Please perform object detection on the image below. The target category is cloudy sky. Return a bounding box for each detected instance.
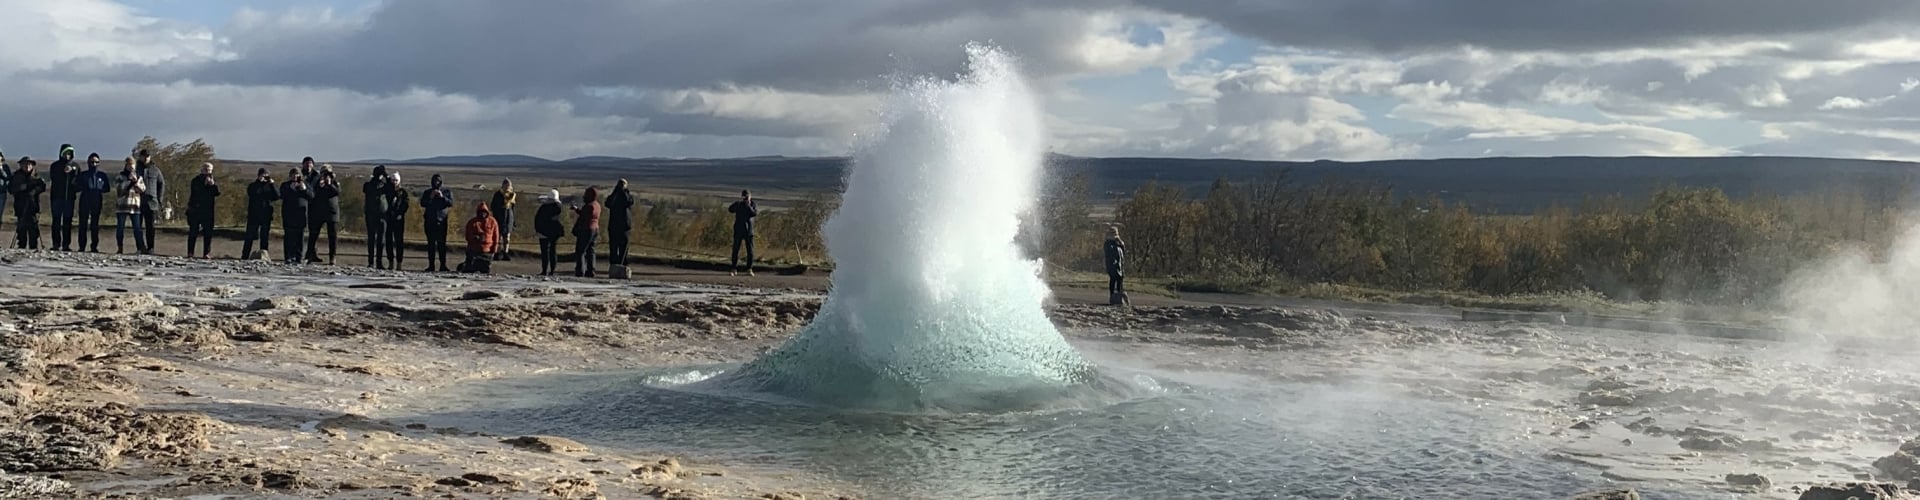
[3,0,1920,162]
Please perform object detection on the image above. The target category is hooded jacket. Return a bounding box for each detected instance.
[49,155,77,202]
[421,175,454,223]
[280,178,313,227]
[0,162,12,199]
[187,173,220,219]
[363,166,391,218]
[728,198,758,233]
[534,193,564,240]
[488,187,516,228]
[246,178,277,224]
[310,175,341,222]
[385,184,411,223]
[571,188,600,237]
[605,185,635,232]
[465,203,500,254]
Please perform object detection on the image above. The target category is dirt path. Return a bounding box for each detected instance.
[0,226,1195,308]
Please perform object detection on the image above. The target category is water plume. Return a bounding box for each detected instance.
[698,44,1100,411]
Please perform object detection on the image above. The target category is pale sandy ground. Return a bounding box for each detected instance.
[0,250,1916,499]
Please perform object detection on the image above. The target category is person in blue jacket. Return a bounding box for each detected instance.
[76,153,112,252]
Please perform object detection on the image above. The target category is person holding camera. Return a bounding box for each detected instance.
[420,174,455,272]
[279,168,313,265]
[186,163,221,258]
[305,164,341,264]
[242,168,276,259]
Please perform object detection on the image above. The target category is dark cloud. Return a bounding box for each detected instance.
[1132,0,1920,53]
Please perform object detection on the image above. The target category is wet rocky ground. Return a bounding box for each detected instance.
[0,249,1916,499]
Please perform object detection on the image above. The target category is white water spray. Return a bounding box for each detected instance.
[702,45,1097,411]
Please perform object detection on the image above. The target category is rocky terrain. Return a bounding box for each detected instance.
[0,250,1917,499]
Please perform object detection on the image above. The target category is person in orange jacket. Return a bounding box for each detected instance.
[460,202,499,273]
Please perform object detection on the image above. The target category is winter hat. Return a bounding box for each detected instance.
[60,144,74,156]
[19,156,34,166]
[257,168,269,176]
[389,172,401,184]
[430,173,443,186]
[87,153,100,161]
[372,164,387,177]
[541,189,559,203]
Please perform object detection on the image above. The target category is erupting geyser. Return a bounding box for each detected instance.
[699,45,1100,411]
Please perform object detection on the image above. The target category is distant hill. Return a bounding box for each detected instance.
[358,154,555,166]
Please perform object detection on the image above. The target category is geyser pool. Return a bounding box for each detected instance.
[696,44,1102,411]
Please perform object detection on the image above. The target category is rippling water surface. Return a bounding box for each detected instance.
[390,363,1691,499]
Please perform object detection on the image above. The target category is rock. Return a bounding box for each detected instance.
[1570,420,1597,430]
[610,265,632,280]
[245,470,312,490]
[1874,450,1920,482]
[1578,390,1636,407]
[1570,489,1641,500]
[544,477,599,499]
[459,290,506,301]
[1725,473,1771,490]
[1797,482,1907,500]
[460,472,511,485]
[0,470,74,498]
[502,435,589,454]
[634,458,686,481]
[246,296,309,312]
[434,476,474,488]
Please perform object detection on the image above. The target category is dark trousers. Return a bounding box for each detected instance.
[607,229,630,266]
[77,201,103,251]
[574,231,598,277]
[730,232,755,271]
[16,214,39,249]
[241,219,271,259]
[140,207,157,255]
[385,223,405,268]
[365,217,387,268]
[187,218,215,257]
[539,237,560,275]
[283,223,306,264]
[116,213,147,253]
[51,200,72,250]
[305,220,336,263]
[424,220,449,269]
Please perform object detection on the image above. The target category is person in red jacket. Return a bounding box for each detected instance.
[461,202,499,273]
[570,187,601,278]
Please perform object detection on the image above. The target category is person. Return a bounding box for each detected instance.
[114,158,146,253]
[279,168,313,265]
[571,187,601,278]
[48,145,77,251]
[604,179,635,267]
[305,164,340,264]
[299,157,318,184]
[10,158,45,250]
[241,168,276,260]
[460,202,499,273]
[362,165,392,268]
[534,189,564,276]
[488,179,516,261]
[383,172,410,270]
[0,151,11,237]
[135,150,164,255]
[75,153,111,252]
[1105,226,1128,306]
[420,174,455,272]
[727,190,758,276]
[0,150,11,237]
[186,163,221,258]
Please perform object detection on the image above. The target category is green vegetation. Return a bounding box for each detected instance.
[1104,174,1905,307]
